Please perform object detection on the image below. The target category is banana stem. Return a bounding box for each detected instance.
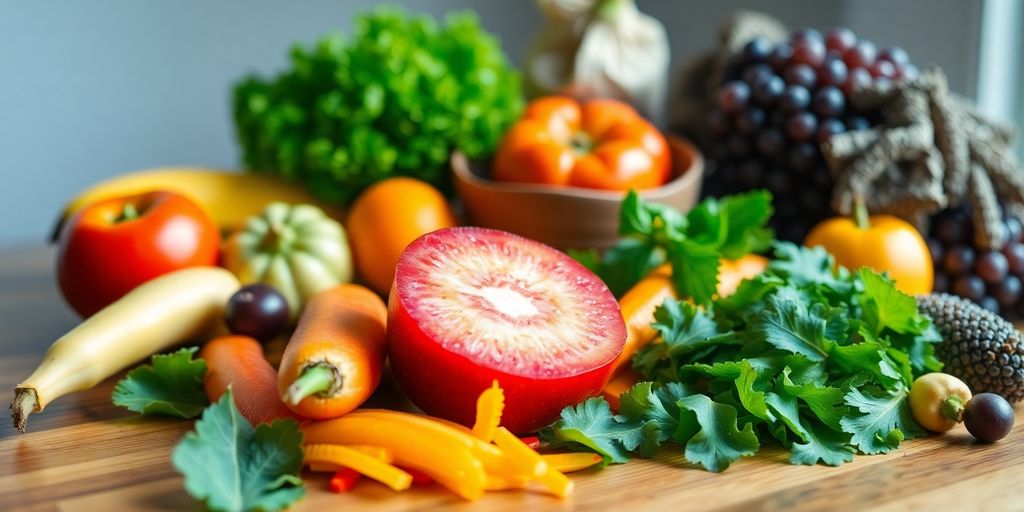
[285,364,337,405]
[11,388,39,433]
[941,395,966,423]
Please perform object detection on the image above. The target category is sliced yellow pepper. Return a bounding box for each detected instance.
[302,414,486,500]
[536,465,574,499]
[492,427,546,478]
[540,453,604,473]
[484,474,530,491]
[304,444,412,491]
[306,445,394,472]
[471,380,504,442]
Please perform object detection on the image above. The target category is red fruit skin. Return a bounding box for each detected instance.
[388,284,619,435]
[56,191,220,318]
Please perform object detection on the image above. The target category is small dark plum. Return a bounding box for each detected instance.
[976,251,1009,284]
[224,283,291,343]
[951,275,985,302]
[963,393,1015,442]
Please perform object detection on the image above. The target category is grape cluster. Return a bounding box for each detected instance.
[928,207,1024,317]
[703,28,919,242]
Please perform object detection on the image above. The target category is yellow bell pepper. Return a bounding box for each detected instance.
[304,444,412,491]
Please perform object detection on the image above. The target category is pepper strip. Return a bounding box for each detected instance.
[304,444,412,491]
[471,380,504,442]
[492,427,547,478]
[540,453,604,473]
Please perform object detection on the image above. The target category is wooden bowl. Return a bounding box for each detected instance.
[452,135,704,250]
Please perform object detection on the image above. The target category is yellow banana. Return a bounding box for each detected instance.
[11,266,240,432]
[52,168,345,240]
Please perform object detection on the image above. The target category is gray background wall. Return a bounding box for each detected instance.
[0,0,984,246]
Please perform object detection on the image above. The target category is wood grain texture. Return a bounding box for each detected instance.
[2,245,1023,511]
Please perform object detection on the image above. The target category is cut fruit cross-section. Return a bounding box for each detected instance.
[388,227,626,434]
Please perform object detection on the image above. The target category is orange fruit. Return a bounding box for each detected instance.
[346,178,457,295]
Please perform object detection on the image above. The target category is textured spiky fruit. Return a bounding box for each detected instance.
[918,293,1024,403]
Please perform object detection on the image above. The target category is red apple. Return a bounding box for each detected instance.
[387,227,626,434]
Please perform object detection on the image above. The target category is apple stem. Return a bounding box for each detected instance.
[284,364,337,406]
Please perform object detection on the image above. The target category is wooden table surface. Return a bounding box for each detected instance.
[3,245,1024,512]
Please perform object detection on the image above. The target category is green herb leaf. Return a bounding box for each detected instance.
[619,190,655,237]
[755,287,832,361]
[676,394,760,472]
[634,300,737,379]
[719,190,775,259]
[858,269,922,335]
[594,240,661,297]
[542,398,634,464]
[172,390,305,512]
[769,243,853,297]
[112,347,208,418]
[669,240,721,305]
[840,387,922,454]
[779,367,846,430]
[790,421,856,467]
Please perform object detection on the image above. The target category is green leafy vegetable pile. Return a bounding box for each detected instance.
[112,347,208,418]
[233,7,524,204]
[173,390,306,512]
[574,189,774,300]
[544,243,943,472]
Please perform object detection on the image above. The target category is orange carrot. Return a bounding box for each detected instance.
[278,284,388,419]
[199,335,302,425]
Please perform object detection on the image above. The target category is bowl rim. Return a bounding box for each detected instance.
[451,134,704,200]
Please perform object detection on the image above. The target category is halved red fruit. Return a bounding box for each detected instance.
[387,226,626,434]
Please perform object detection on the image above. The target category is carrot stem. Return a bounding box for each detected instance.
[285,364,336,405]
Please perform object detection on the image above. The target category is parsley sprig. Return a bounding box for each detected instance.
[573,189,774,301]
[544,243,942,471]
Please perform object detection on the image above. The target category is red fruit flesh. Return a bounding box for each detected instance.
[387,227,626,434]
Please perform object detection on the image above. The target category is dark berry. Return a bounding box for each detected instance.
[784,64,818,88]
[952,275,985,301]
[993,276,1022,306]
[769,43,794,71]
[1002,243,1024,274]
[779,85,811,112]
[976,251,1009,283]
[816,118,845,143]
[736,107,766,134]
[788,143,818,172]
[935,210,970,244]
[756,128,786,157]
[933,273,950,293]
[871,59,897,79]
[752,75,786,106]
[224,284,290,343]
[878,46,910,67]
[813,86,846,118]
[708,109,730,136]
[978,295,1001,313]
[944,245,976,275]
[818,57,849,86]
[844,40,877,68]
[926,238,944,265]
[742,63,775,84]
[786,112,818,142]
[742,37,773,62]
[824,27,856,53]
[963,393,1015,442]
[845,115,871,132]
[1004,216,1023,243]
[792,37,826,67]
[718,81,751,113]
[842,67,873,95]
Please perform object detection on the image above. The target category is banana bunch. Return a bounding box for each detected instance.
[52,168,345,239]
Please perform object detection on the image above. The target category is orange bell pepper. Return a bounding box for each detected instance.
[493,96,671,191]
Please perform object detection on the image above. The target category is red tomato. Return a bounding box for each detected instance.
[493,96,671,191]
[56,191,220,317]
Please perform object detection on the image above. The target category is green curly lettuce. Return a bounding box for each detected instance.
[232,7,524,203]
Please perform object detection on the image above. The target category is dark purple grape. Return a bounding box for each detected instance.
[736,160,764,188]
[752,74,786,105]
[784,64,818,88]
[736,107,766,134]
[726,133,751,157]
[1002,242,1024,273]
[978,295,1001,313]
[845,115,871,132]
[224,283,290,343]
[718,81,751,113]
[708,109,730,136]
[788,143,818,172]
[926,238,944,265]
[935,210,969,244]
[992,275,1022,306]
[766,170,792,197]
[1004,215,1023,243]
[779,85,811,112]
[824,27,856,53]
[813,86,846,118]
[769,43,794,71]
[952,275,986,301]
[844,40,877,68]
[933,273,950,293]
[871,60,897,79]
[742,63,775,84]
[842,67,873,95]
[792,37,826,67]
[786,112,818,142]
[818,57,848,86]
[816,118,845,143]
[878,46,910,67]
[964,393,1015,442]
[756,128,785,157]
[976,251,1010,283]
[742,37,773,63]
[944,245,976,275]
